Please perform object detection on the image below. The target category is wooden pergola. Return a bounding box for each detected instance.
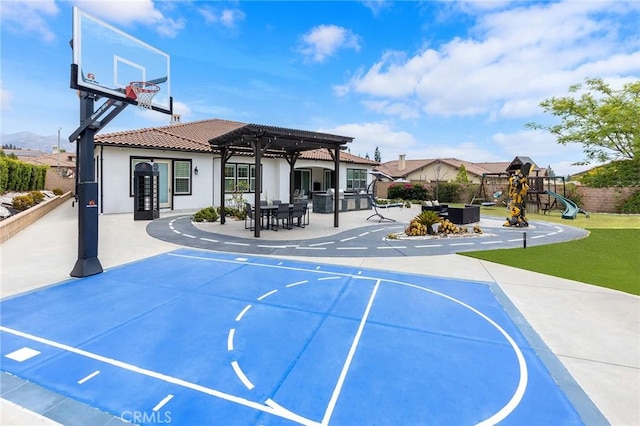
[208,124,353,237]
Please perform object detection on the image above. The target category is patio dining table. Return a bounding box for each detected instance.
[256,203,308,230]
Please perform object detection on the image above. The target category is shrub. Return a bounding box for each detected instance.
[618,190,640,214]
[437,219,467,234]
[29,190,45,204]
[564,183,583,206]
[388,183,429,200]
[433,182,460,203]
[52,188,64,196]
[578,159,640,187]
[12,195,35,211]
[405,221,427,236]
[192,206,219,223]
[414,211,441,235]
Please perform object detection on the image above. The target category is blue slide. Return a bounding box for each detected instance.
[545,190,589,219]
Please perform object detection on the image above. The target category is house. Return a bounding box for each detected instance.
[13,151,77,195]
[375,154,511,184]
[93,118,378,214]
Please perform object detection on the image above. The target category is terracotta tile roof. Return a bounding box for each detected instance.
[95,118,375,164]
[299,149,378,165]
[472,161,510,174]
[376,157,513,178]
[17,153,76,168]
[95,119,247,152]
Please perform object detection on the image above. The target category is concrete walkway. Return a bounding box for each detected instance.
[1,203,638,425]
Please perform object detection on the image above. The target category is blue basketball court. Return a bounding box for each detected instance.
[1,248,586,425]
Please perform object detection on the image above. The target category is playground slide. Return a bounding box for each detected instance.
[545,190,589,219]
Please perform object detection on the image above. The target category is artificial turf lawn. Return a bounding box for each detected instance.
[462,229,640,295]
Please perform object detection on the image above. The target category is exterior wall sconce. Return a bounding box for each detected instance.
[194,166,199,175]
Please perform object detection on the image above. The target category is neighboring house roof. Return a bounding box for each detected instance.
[472,162,511,175]
[18,153,76,168]
[2,149,46,157]
[95,118,376,165]
[376,158,489,178]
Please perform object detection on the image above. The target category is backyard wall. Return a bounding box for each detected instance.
[575,186,637,213]
[45,169,75,195]
[375,180,638,213]
[0,192,73,243]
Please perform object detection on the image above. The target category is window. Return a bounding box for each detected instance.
[225,163,260,193]
[347,168,367,191]
[237,164,249,192]
[225,165,236,192]
[174,160,191,194]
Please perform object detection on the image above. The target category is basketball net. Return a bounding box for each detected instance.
[128,81,160,110]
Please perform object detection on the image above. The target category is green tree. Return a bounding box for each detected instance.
[526,78,639,165]
[455,164,469,182]
[374,146,381,162]
[547,164,555,177]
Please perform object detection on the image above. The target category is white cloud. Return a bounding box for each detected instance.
[361,99,420,120]
[0,0,59,42]
[198,6,246,29]
[73,0,185,37]
[339,1,640,120]
[317,122,414,161]
[299,25,361,63]
[362,0,392,16]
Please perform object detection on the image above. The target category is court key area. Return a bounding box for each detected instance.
[1,249,588,425]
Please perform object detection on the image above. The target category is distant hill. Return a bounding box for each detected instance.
[1,132,76,154]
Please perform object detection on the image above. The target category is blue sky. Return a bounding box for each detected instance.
[1,0,639,176]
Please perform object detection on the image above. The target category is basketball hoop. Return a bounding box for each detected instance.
[127,81,160,110]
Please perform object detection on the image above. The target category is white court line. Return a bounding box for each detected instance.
[286,280,308,288]
[450,242,474,246]
[308,241,334,247]
[296,247,326,250]
[235,305,252,321]
[414,244,442,248]
[340,236,357,242]
[377,246,405,249]
[318,277,341,281]
[321,279,381,426]
[257,289,278,301]
[169,225,174,230]
[225,242,250,246]
[200,238,219,243]
[336,247,367,250]
[531,235,545,239]
[235,257,248,262]
[77,370,100,384]
[358,232,370,237]
[370,228,385,233]
[508,239,521,242]
[227,329,235,351]
[0,326,318,425]
[257,245,290,249]
[182,234,196,239]
[231,361,255,390]
[153,394,174,411]
[172,229,181,234]
[480,241,503,245]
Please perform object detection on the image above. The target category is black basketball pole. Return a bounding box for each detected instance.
[70,93,103,277]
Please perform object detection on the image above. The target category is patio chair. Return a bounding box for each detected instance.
[271,203,291,231]
[291,202,306,228]
[244,203,255,230]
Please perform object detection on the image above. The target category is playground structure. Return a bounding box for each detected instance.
[472,156,589,222]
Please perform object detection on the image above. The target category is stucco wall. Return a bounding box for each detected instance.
[95,147,374,214]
